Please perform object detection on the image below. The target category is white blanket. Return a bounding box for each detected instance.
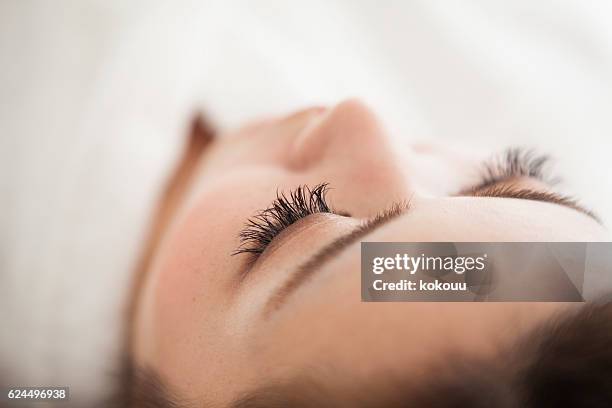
[1,0,611,404]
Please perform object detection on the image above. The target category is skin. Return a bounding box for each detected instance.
[132,99,609,406]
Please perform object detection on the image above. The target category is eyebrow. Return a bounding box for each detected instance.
[464,184,600,222]
[263,202,408,315]
[261,181,600,315]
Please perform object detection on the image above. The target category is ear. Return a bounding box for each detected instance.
[142,113,217,264]
[157,113,216,222]
[185,113,216,162]
[126,113,216,346]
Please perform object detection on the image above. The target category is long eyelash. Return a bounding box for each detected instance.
[232,183,335,259]
[473,147,559,191]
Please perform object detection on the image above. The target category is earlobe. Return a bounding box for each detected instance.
[187,113,216,157]
[165,113,217,209]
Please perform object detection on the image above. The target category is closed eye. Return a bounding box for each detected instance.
[458,147,599,222]
[232,183,337,265]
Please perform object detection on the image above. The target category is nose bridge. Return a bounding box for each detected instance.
[288,99,412,217]
[408,142,492,196]
[289,99,388,169]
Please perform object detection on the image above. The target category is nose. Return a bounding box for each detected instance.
[288,99,412,217]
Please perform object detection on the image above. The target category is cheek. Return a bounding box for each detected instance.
[153,167,292,309]
[133,169,302,383]
[134,203,231,373]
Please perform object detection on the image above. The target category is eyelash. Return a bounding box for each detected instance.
[233,148,589,262]
[232,183,337,261]
[469,147,598,220]
[472,147,559,191]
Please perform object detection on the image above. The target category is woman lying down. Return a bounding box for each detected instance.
[118,100,612,407]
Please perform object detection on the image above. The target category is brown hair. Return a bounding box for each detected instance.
[117,119,612,407]
[113,299,612,408]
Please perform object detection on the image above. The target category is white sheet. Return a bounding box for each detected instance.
[2,0,612,405]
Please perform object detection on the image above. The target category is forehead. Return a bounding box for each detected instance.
[380,195,605,242]
[132,125,607,403]
[132,189,606,406]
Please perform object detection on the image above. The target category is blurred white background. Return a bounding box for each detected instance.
[1,0,612,405]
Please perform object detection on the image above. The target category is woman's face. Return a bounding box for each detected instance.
[132,100,607,405]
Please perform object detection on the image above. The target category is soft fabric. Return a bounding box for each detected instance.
[1,1,611,405]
